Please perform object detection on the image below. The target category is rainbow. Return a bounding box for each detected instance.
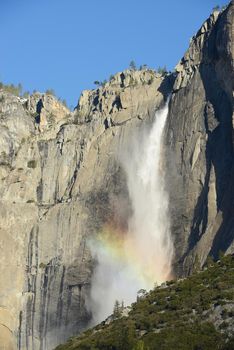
[92,222,172,288]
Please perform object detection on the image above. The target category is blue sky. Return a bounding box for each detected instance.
[0,0,228,108]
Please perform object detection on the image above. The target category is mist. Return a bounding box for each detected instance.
[89,101,174,325]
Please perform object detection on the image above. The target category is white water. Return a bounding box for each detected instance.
[89,101,173,324]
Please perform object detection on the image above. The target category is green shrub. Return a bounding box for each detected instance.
[48,112,56,124]
[139,64,148,71]
[129,60,137,71]
[61,99,67,107]
[45,88,55,96]
[148,77,154,85]
[101,79,107,87]
[157,66,167,75]
[0,82,22,96]
[213,5,220,12]
[39,262,47,269]
[129,76,136,86]
[27,160,37,169]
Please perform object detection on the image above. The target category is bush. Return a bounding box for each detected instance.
[213,5,220,12]
[139,64,148,71]
[93,79,107,87]
[157,66,167,75]
[148,77,154,85]
[0,82,22,96]
[61,99,67,107]
[129,60,137,71]
[27,160,37,169]
[129,76,136,86]
[39,262,47,269]
[101,79,107,87]
[45,88,55,96]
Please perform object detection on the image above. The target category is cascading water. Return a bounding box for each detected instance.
[89,101,173,324]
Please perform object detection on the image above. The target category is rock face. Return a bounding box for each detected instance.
[0,2,233,349]
[165,1,234,274]
[0,71,170,349]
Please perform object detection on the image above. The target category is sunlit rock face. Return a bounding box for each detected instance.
[165,2,234,275]
[0,71,170,349]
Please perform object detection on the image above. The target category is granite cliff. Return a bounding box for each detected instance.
[166,1,234,274]
[0,71,171,350]
[0,2,233,349]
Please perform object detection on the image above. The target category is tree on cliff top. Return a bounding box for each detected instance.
[129,60,137,71]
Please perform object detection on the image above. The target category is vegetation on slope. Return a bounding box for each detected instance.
[0,82,27,97]
[56,255,234,350]
[0,81,69,107]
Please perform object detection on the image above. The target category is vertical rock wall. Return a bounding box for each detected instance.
[165,2,234,274]
[0,72,169,349]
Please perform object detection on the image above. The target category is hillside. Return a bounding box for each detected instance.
[56,255,234,350]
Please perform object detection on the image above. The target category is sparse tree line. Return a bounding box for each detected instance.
[93,61,169,88]
[129,60,167,75]
[113,299,125,319]
[0,81,68,108]
[213,4,228,12]
[0,58,169,107]
[0,82,29,98]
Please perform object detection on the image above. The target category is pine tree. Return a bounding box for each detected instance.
[113,300,121,318]
[129,60,137,71]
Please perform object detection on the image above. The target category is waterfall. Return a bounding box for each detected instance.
[89,101,173,324]
[124,100,173,285]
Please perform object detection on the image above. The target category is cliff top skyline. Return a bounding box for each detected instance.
[0,0,228,107]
